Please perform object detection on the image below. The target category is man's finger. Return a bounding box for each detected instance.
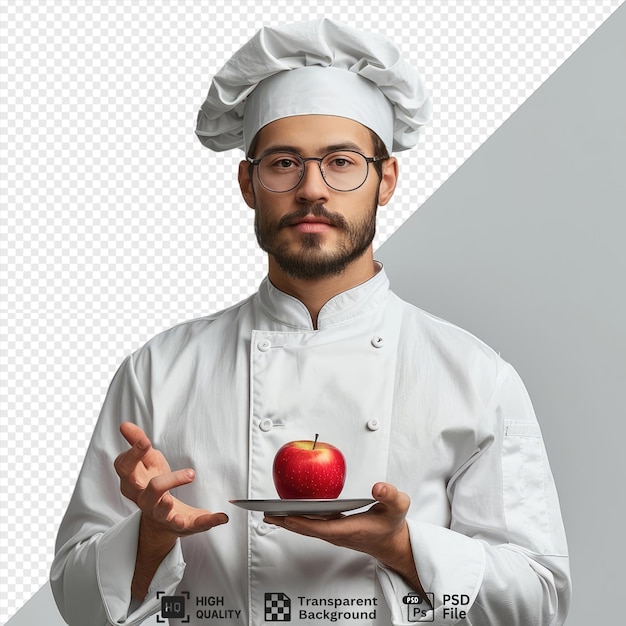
[152,491,176,522]
[165,511,229,535]
[372,482,410,514]
[139,469,196,510]
[119,422,150,448]
[114,423,153,476]
[113,437,152,477]
[189,511,230,532]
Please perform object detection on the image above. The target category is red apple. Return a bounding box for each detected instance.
[272,434,346,499]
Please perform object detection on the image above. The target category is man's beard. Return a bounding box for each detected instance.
[254,197,378,280]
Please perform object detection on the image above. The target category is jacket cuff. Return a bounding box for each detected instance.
[377,520,485,625]
[96,509,186,625]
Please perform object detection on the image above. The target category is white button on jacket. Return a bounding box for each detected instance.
[51,266,571,626]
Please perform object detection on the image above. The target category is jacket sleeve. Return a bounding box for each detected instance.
[50,353,186,626]
[376,360,571,625]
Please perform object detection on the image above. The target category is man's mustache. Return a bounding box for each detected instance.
[277,205,348,230]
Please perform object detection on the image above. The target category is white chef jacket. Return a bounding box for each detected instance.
[51,265,571,626]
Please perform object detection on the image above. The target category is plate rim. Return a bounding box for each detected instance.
[228,497,375,514]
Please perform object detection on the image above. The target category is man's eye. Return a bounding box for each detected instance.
[270,157,298,169]
[327,156,354,168]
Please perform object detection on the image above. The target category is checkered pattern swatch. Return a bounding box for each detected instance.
[2,0,622,621]
[265,593,292,622]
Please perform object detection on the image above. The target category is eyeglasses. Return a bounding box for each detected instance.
[247,150,385,193]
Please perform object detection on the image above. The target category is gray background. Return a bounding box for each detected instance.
[379,5,626,624]
[3,2,625,625]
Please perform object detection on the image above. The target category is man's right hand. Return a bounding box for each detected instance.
[114,422,228,599]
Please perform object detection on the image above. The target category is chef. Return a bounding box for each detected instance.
[51,18,571,626]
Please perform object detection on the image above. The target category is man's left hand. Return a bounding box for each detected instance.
[264,482,425,594]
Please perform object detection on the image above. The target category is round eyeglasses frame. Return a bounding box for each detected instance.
[246,150,386,193]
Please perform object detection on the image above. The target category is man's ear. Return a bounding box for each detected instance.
[377,157,399,206]
[238,160,256,209]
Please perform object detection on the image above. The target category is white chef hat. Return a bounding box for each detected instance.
[195,18,431,155]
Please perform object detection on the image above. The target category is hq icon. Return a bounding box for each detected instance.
[157,591,190,623]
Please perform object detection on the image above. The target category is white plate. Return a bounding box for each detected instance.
[229,498,375,516]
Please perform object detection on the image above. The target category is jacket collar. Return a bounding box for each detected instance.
[257,262,391,331]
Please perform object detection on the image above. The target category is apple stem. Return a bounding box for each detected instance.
[313,433,319,450]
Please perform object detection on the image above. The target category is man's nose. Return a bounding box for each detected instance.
[295,160,330,203]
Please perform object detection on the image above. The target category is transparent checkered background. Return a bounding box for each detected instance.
[1,0,622,621]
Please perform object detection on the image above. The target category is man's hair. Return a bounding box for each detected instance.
[369,129,389,180]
